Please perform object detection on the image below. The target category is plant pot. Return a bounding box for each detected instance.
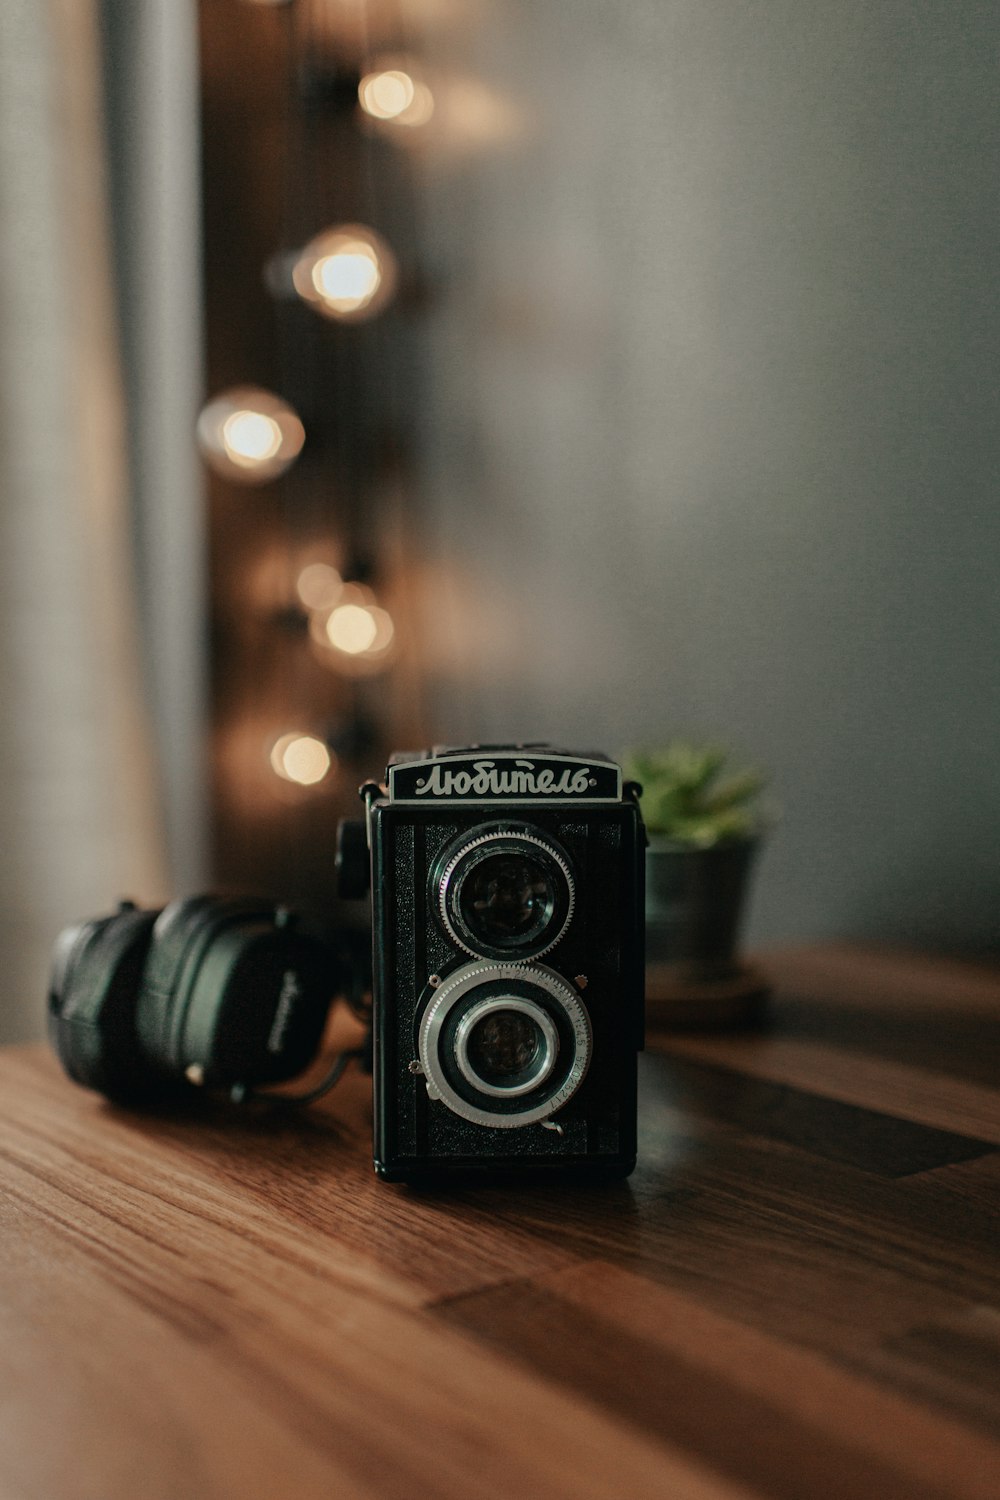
[645,836,759,982]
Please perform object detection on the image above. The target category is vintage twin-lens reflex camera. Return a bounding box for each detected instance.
[339,744,646,1182]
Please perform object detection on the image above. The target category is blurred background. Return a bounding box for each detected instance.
[1,0,997,1042]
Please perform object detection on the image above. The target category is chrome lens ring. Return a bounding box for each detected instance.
[418,960,592,1129]
[453,996,559,1098]
[436,828,575,961]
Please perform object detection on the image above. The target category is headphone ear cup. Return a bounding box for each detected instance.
[48,905,163,1102]
[134,895,224,1074]
[184,916,337,1088]
[136,896,337,1091]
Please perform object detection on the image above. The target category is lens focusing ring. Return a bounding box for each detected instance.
[436,828,575,960]
[418,960,592,1128]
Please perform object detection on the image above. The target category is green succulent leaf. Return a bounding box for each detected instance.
[622,741,767,845]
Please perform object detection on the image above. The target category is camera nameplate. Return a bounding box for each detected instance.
[389,751,622,803]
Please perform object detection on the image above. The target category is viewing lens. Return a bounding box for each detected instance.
[459,853,555,946]
[436,826,575,961]
[466,1009,541,1084]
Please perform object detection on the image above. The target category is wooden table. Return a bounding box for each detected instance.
[2,946,999,1500]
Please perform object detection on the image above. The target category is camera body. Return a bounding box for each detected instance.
[362,745,645,1182]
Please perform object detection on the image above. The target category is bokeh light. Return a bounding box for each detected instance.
[222,411,282,465]
[359,66,434,127]
[326,602,379,654]
[308,582,368,645]
[292,225,397,322]
[364,606,395,655]
[296,562,344,612]
[306,581,396,675]
[269,733,333,786]
[197,387,305,483]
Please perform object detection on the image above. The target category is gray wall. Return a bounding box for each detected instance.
[0,0,169,1043]
[411,0,1000,952]
[101,0,208,891]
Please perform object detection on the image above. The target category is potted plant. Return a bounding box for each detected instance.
[622,743,770,1022]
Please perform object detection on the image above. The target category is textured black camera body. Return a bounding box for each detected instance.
[366,746,645,1183]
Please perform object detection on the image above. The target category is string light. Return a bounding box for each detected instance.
[364,606,395,655]
[295,562,343,612]
[215,21,415,816]
[197,387,305,483]
[292,225,398,322]
[326,602,379,654]
[310,592,395,675]
[224,411,281,462]
[269,733,333,786]
[307,580,372,641]
[359,65,434,128]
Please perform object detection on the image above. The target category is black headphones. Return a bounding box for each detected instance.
[48,895,365,1107]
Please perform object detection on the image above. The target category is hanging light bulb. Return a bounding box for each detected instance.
[307,581,371,641]
[358,62,435,128]
[295,561,344,612]
[309,585,395,675]
[359,605,395,655]
[269,732,333,786]
[292,225,397,323]
[197,387,305,483]
[326,602,379,654]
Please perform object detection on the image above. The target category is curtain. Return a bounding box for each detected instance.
[0,0,168,1041]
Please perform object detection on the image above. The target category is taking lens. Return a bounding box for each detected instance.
[452,994,560,1099]
[419,964,591,1126]
[466,1009,540,1082]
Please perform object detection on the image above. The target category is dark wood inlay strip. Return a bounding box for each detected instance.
[655,1054,996,1177]
[437,1277,958,1500]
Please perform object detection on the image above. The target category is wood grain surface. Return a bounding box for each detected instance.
[2,945,999,1499]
